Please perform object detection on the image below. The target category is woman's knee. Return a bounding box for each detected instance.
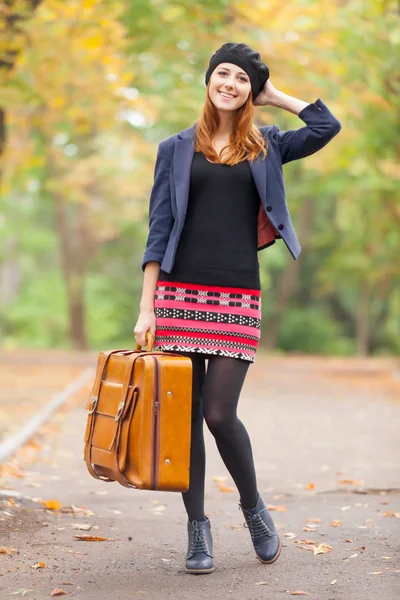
[204,407,232,437]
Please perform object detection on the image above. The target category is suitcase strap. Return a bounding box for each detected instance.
[84,350,146,485]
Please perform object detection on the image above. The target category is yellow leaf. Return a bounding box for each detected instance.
[32,562,45,569]
[51,589,67,597]
[337,479,363,485]
[0,547,17,555]
[297,544,316,552]
[307,518,322,523]
[82,34,103,51]
[330,520,342,527]
[267,504,287,512]
[213,475,235,492]
[314,543,333,555]
[83,0,98,9]
[305,483,315,491]
[217,483,235,493]
[42,500,62,511]
[49,97,66,109]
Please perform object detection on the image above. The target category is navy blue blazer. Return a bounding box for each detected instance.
[141,98,341,273]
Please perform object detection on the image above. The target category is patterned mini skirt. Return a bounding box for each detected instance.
[153,280,262,363]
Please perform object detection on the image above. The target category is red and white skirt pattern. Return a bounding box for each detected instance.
[153,280,262,363]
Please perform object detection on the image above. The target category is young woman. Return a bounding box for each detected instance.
[134,42,341,574]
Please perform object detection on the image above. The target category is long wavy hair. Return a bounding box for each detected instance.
[194,82,268,165]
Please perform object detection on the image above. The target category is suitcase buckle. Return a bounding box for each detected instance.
[115,401,125,421]
[88,395,98,414]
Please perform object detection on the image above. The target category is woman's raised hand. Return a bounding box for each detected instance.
[253,79,280,106]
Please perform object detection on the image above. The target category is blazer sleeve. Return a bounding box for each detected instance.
[268,98,342,165]
[141,143,174,272]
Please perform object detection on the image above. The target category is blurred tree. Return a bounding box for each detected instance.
[0,1,42,174]
[0,0,398,356]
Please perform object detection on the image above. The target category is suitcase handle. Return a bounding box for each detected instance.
[134,331,154,352]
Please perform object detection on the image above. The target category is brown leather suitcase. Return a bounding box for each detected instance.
[83,335,192,492]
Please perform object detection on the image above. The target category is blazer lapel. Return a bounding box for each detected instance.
[248,155,267,206]
[174,129,195,218]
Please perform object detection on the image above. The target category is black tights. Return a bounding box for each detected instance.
[178,352,259,522]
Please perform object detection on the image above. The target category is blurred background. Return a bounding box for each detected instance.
[0,0,399,356]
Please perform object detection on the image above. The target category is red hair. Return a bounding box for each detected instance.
[194,83,268,165]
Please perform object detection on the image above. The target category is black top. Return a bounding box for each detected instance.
[159,151,261,289]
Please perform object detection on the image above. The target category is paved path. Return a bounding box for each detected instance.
[0,355,399,599]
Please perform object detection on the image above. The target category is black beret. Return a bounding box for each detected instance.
[205,42,270,100]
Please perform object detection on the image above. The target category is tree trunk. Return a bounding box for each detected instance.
[0,237,21,307]
[263,196,315,350]
[355,286,370,356]
[54,194,88,350]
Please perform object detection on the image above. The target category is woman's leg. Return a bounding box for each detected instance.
[202,355,259,509]
[178,352,207,522]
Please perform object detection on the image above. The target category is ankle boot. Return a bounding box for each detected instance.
[185,517,214,574]
[240,494,282,564]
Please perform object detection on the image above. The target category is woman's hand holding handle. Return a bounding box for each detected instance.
[134,308,156,348]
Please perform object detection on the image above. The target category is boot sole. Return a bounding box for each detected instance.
[256,535,282,564]
[185,567,215,574]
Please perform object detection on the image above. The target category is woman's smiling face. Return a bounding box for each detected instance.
[208,62,251,111]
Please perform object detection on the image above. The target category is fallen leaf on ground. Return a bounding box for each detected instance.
[217,483,235,493]
[73,535,109,542]
[369,572,382,575]
[303,526,318,532]
[350,553,358,558]
[330,520,342,527]
[32,562,45,569]
[0,547,17,555]
[227,525,242,532]
[330,580,337,585]
[255,582,268,585]
[42,500,62,511]
[290,592,310,596]
[10,590,33,597]
[337,479,363,485]
[313,544,332,555]
[304,483,315,491]
[212,476,235,492]
[61,505,95,516]
[267,504,287,512]
[381,556,392,560]
[284,532,297,539]
[307,518,322,523]
[297,544,316,552]
[345,538,352,543]
[341,506,351,511]
[299,539,318,545]
[51,589,67,597]
[71,524,92,531]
